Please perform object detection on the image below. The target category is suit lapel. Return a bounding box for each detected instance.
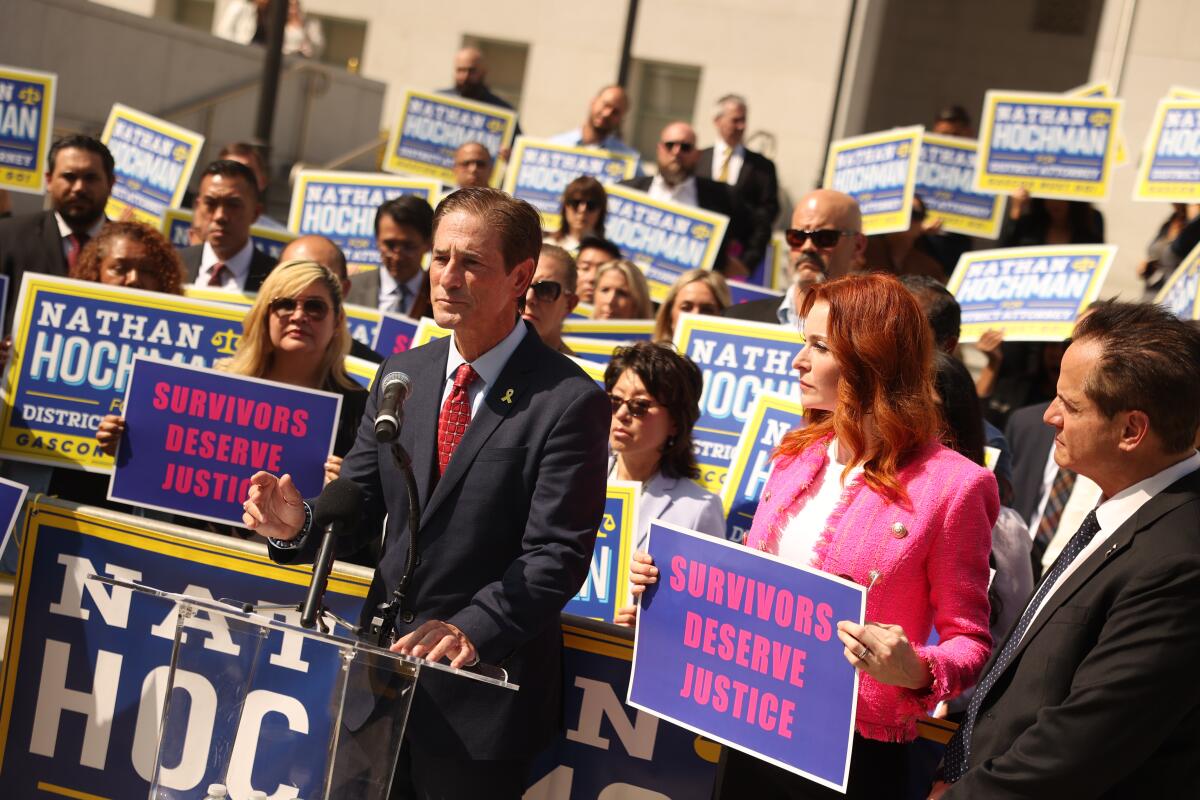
[41,212,68,275]
[999,470,1200,671]
[245,249,275,293]
[419,329,538,526]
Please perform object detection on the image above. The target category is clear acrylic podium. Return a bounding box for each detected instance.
[92,577,516,800]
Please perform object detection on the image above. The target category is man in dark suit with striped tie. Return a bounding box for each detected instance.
[936,302,1200,799]
[246,187,608,798]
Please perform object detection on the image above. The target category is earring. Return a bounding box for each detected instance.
[664,435,676,450]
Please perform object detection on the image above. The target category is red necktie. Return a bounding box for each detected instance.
[66,232,88,271]
[207,263,229,287]
[437,363,478,474]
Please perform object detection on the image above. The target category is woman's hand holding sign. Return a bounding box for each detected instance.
[241,471,306,540]
[836,620,932,690]
[616,550,659,627]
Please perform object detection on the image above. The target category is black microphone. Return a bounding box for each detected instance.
[374,371,414,443]
[300,477,364,629]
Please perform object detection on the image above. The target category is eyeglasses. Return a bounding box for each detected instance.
[528,280,563,302]
[660,140,695,154]
[784,228,854,249]
[608,394,659,418]
[269,296,331,321]
[567,198,601,212]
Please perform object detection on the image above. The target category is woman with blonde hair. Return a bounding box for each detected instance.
[99,260,368,485]
[593,259,653,320]
[652,268,731,342]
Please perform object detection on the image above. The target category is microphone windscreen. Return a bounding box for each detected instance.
[380,371,412,395]
[311,477,363,528]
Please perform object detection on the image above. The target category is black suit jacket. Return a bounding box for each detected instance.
[696,146,779,269]
[946,467,1200,799]
[271,323,609,759]
[0,211,70,330]
[620,174,746,272]
[1004,401,1055,526]
[181,243,277,293]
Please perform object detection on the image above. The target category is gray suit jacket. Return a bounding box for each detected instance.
[610,457,726,551]
[346,269,432,318]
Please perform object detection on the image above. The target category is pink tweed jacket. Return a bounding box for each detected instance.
[745,436,999,742]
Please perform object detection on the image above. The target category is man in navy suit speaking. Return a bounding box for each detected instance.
[244,187,609,798]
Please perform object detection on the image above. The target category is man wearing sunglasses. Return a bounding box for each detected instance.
[621,121,744,274]
[251,188,608,798]
[522,244,579,355]
[726,188,866,325]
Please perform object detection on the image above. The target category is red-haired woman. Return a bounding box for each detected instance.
[630,274,998,798]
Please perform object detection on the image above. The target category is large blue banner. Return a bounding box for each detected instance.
[288,170,440,273]
[976,91,1122,201]
[502,137,639,229]
[946,245,1116,342]
[629,522,864,792]
[720,393,804,544]
[566,482,638,622]
[0,65,56,195]
[673,315,802,494]
[100,104,204,225]
[0,501,372,800]
[372,310,421,356]
[0,276,247,472]
[109,358,340,527]
[604,185,729,303]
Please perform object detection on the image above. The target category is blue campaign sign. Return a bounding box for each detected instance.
[673,315,802,494]
[1134,98,1200,202]
[976,91,1122,201]
[824,126,923,235]
[915,134,1005,239]
[109,357,340,527]
[946,245,1116,343]
[288,170,440,273]
[628,522,864,792]
[604,185,729,303]
[0,65,57,195]
[100,104,204,225]
[0,500,371,800]
[1154,240,1200,320]
[528,618,721,799]
[566,481,638,622]
[0,275,248,472]
[727,280,783,308]
[383,89,517,185]
[721,393,804,544]
[502,137,639,229]
[372,310,421,356]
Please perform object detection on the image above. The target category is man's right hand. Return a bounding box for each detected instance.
[242,471,305,540]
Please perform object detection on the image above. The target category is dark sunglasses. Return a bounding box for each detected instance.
[269,296,331,321]
[528,280,564,302]
[567,198,601,212]
[608,394,658,418]
[660,140,695,154]
[784,228,853,249]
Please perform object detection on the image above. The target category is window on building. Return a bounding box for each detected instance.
[461,34,529,112]
[171,0,215,32]
[627,59,702,163]
[311,13,367,71]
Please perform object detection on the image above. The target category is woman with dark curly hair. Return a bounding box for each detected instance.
[72,221,185,294]
[544,176,607,250]
[608,341,724,625]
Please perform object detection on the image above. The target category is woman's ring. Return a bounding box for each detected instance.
[857,646,870,660]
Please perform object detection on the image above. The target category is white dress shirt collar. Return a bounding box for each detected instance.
[443,318,527,416]
[197,239,254,290]
[711,139,746,184]
[55,212,106,241]
[379,268,425,314]
[647,174,698,207]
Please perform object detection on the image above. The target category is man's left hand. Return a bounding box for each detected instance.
[391,619,478,669]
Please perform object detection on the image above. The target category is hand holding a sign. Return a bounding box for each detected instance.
[241,471,306,540]
[836,620,932,690]
[95,414,126,457]
[617,550,659,627]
